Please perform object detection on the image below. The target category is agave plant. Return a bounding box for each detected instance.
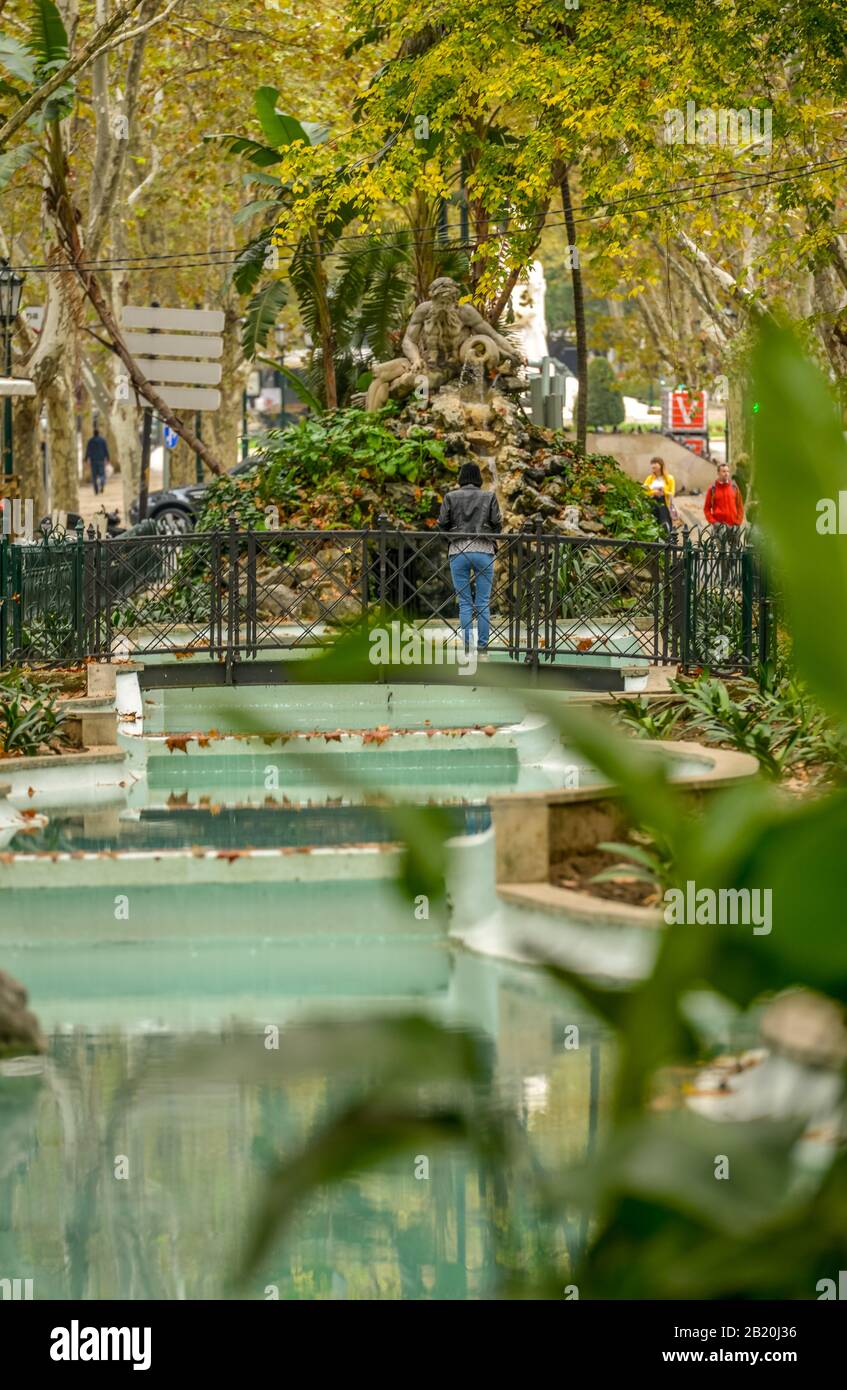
[0,669,71,756]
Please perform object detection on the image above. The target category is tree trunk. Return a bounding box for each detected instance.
[560,168,587,452]
[44,368,78,512]
[310,227,337,409]
[11,395,45,516]
[726,371,752,496]
[29,268,79,513]
[203,301,249,475]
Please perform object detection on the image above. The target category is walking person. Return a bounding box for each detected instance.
[84,426,110,496]
[704,463,745,531]
[438,461,501,657]
[704,463,745,583]
[642,456,676,534]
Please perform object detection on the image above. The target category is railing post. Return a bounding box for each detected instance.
[246,524,257,658]
[0,530,8,667]
[741,542,754,669]
[72,519,85,660]
[756,549,771,679]
[210,528,223,659]
[531,518,543,672]
[377,513,388,616]
[681,527,693,669]
[226,514,239,682]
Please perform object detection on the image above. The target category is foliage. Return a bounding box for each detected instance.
[582,356,625,430]
[0,665,71,755]
[551,439,661,542]
[616,658,847,784]
[178,322,847,1299]
[199,408,455,531]
[217,87,468,408]
[591,836,675,895]
[612,694,681,742]
[0,0,73,177]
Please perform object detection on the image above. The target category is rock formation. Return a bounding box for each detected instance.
[0,970,46,1057]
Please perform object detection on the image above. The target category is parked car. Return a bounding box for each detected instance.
[128,460,254,530]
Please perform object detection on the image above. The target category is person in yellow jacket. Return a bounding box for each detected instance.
[642,456,676,533]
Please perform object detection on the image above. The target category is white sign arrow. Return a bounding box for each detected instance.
[124,331,223,359]
[140,359,222,386]
[122,306,225,334]
[0,377,36,397]
[155,386,222,412]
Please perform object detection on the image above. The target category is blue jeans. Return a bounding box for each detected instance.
[90,460,106,494]
[449,551,494,649]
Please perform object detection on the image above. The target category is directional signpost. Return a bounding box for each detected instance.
[121,305,224,518]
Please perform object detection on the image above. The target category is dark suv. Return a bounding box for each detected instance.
[128,460,254,530]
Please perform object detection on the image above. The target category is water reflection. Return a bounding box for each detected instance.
[0,947,611,1300]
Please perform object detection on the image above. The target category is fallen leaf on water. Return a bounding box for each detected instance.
[362,725,392,746]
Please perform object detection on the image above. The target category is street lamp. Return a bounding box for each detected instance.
[0,258,26,479]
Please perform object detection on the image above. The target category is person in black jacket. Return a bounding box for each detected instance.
[437,461,502,654]
[84,426,110,495]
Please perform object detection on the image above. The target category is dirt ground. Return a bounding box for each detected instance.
[552,846,660,908]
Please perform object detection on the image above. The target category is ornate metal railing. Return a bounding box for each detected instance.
[0,517,773,676]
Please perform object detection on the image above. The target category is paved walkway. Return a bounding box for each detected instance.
[76,475,125,526]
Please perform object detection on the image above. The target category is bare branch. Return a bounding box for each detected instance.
[99,0,183,53]
[676,231,771,320]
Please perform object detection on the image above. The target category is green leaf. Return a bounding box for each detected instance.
[27,0,68,73]
[241,280,287,359]
[0,35,37,85]
[231,236,271,296]
[238,1101,471,1280]
[255,356,324,415]
[253,88,311,148]
[232,198,281,226]
[204,133,282,167]
[752,319,847,723]
[0,142,36,187]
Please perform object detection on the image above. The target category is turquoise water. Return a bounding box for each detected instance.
[0,943,609,1300]
[0,693,617,1300]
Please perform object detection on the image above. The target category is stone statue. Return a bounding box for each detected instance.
[365,276,526,411]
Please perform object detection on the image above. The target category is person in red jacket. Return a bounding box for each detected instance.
[704,464,745,526]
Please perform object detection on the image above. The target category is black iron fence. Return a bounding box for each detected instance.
[0,518,773,676]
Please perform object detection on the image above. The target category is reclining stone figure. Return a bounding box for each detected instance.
[365,276,526,411]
